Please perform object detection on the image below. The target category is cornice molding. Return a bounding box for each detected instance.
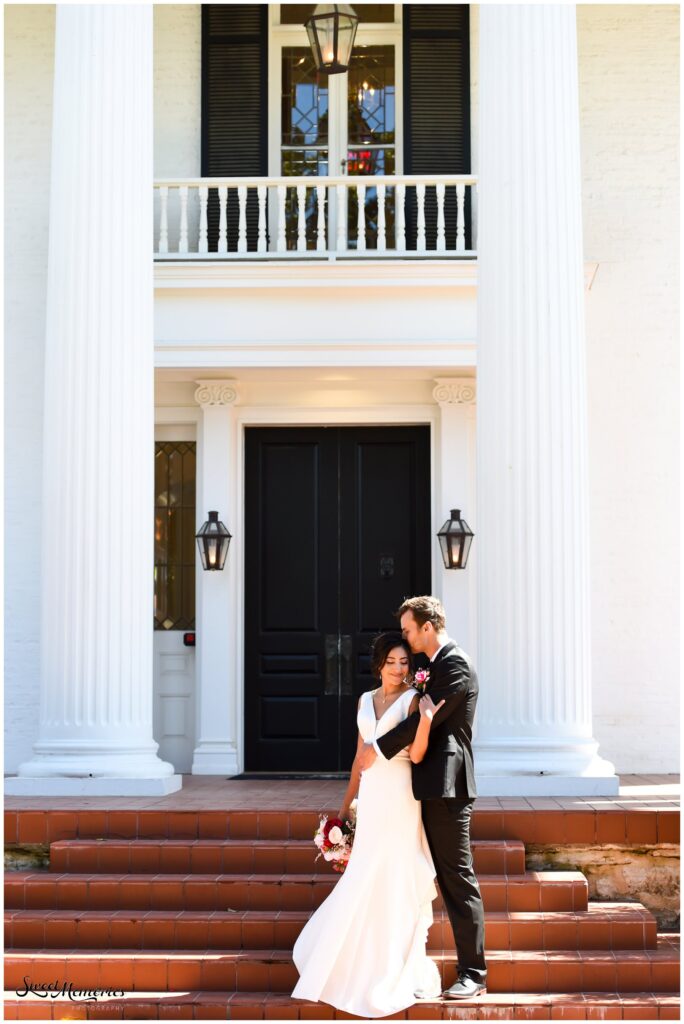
[194,379,239,408]
[432,378,477,406]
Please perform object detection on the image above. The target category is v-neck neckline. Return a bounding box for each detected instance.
[370,687,410,725]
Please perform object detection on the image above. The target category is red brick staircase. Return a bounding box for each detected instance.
[4,810,680,1020]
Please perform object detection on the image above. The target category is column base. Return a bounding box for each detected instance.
[4,774,183,795]
[192,741,239,776]
[6,745,181,795]
[473,735,619,795]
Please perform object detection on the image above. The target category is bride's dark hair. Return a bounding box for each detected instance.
[369,631,414,681]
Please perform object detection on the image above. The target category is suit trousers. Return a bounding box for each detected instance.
[421,798,487,983]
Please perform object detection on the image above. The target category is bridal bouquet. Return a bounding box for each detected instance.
[314,801,357,874]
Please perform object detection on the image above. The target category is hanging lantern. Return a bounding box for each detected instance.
[195,511,232,571]
[305,4,359,75]
[437,509,474,570]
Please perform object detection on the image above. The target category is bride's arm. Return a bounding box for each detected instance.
[338,698,365,821]
[407,694,446,764]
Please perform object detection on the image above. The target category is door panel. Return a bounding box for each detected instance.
[338,427,431,762]
[245,429,339,770]
[244,425,431,772]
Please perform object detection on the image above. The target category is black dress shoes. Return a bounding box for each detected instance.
[443,975,486,999]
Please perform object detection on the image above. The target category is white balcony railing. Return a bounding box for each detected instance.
[154,175,477,260]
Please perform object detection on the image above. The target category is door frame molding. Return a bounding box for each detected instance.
[155,393,477,776]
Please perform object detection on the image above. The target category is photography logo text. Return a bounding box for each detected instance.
[15,977,126,1003]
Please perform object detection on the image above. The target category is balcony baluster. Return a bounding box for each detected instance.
[153,175,477,261]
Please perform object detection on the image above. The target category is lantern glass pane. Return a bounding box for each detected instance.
[461,533,473,566]
[207,537,220,568]
[218,537,231,570]
[317,19,337,67]
[449,534,463,566]
[196,538,207,571]
[438,532,450,568]
[336,16,356,67]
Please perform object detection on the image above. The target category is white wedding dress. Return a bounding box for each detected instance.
[292,687,442,1019]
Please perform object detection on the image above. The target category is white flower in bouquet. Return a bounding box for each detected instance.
[327,825,343,845]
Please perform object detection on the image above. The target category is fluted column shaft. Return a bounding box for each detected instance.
[475,5,616,788]
[8,6,180,793]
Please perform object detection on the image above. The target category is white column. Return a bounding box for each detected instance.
[192,381,240,776]
[6,6,180,795]
[433,379,478,667]
[475,5,618,795]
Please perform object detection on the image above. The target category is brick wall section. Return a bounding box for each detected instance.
[4,5,55,772]
[577,5,679,771]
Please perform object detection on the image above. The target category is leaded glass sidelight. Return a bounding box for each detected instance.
[282,47,330,248]
[154,441,196,630]
[346,45,396,248]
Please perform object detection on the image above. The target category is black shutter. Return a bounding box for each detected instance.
[403,5,471,250]
[201,5,268,251]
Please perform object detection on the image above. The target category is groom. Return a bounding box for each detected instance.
[357,595,487,999]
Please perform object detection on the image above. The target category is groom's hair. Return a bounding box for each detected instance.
[396,595,447,632]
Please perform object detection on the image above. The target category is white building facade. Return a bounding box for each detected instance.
[4,4,679,795]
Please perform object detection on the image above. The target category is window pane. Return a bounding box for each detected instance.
[280,5,396,25]
[154,441,196,631]
[348,45,395,145]
[282,48,329,146]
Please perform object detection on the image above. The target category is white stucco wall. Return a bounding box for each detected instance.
[4,5,55,771]
[4,4,679,774]
[577,4,679,772]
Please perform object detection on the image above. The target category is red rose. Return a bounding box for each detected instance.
[322,817,344,842]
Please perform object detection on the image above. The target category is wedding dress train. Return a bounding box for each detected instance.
[291,687,442,1019]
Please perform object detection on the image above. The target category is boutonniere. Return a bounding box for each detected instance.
[412,669,430,695]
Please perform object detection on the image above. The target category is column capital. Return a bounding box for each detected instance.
[194,379,239,408]
[432,378,477,406]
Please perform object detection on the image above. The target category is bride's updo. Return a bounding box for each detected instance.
[369,631,414,682]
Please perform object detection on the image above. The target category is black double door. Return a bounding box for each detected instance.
[244,426,431,772]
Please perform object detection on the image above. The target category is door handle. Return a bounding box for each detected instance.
[324,634,338,695]
[340,635,353,695]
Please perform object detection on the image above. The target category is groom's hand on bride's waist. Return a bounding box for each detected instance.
[358,743,377,772]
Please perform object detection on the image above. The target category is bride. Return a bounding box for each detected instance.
[291,631,445,1019]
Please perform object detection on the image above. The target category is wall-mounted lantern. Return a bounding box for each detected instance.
[195,511,232,571]
[437,509,474,569]
[305,4,359,75]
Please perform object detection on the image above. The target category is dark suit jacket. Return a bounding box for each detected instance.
[374,640,478,800]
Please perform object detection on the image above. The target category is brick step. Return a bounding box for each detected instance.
[4,945,680,995]
[48,837,527,876]
[4,903,658,952]
[2,990,681,1020]
[8,807,680,846]
[5,870,589,913]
